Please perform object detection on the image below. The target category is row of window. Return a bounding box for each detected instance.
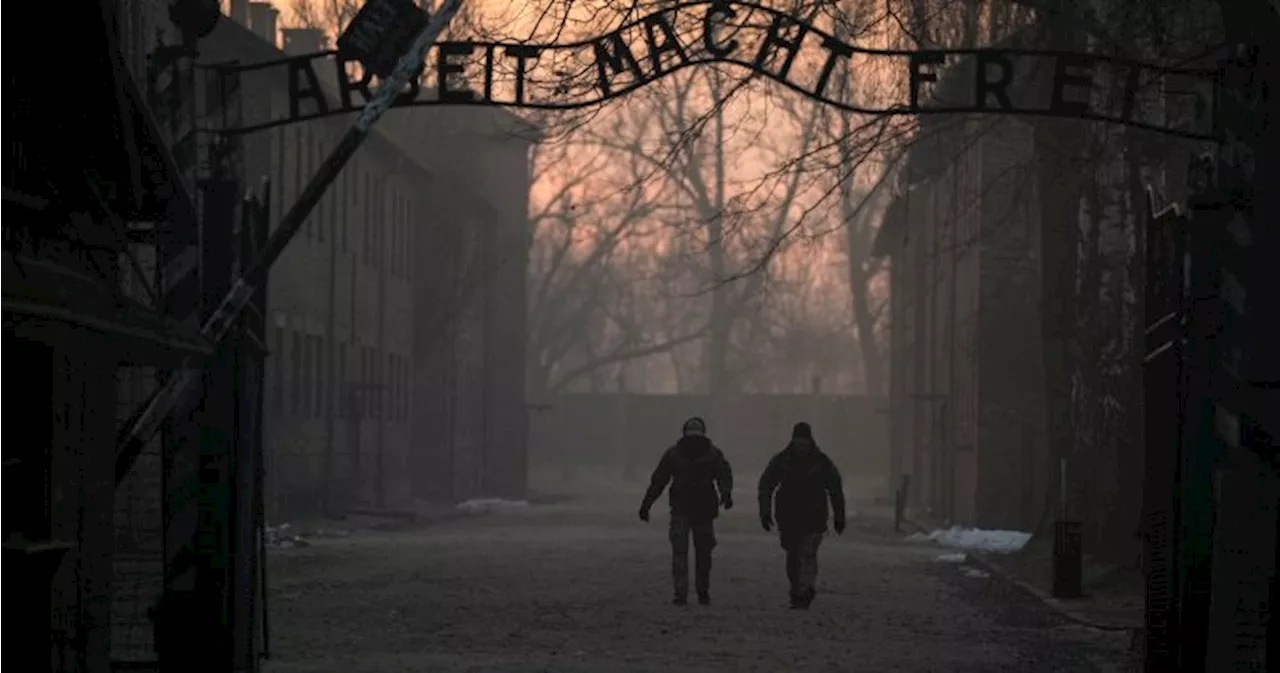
[271,327,413,422]
[274,126,416,282]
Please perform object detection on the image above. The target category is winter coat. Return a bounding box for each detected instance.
[641,436,734,522]
[757,438,846,535]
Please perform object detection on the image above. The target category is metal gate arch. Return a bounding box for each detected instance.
[98,3,1274,673]
[206,0,1223,142]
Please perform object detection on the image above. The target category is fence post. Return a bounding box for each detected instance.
[894,475,910,532]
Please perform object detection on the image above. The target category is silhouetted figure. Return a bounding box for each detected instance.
[758,422,846,609]
[639,417,734,606]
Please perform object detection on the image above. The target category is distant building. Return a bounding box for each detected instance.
[872,53,1048,532]
[197,10,537,518]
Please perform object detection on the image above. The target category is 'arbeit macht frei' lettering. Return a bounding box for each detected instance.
[263,1,1212,137]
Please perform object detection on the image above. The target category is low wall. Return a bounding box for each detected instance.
[529,393,889,482]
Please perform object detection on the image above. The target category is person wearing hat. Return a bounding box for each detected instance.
[757,421,846,609]
[638,416,734,606]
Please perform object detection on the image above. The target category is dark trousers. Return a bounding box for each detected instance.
[781,531,824,602]
[669,514,716,598]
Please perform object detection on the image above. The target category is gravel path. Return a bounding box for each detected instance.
[261,496,1137,672]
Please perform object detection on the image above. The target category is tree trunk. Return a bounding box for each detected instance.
[706,73,731,417]
[836,1,885,397]
[850,262,885,395]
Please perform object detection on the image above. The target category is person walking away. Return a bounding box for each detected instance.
[638,417,734,606]
[757,422,846,609]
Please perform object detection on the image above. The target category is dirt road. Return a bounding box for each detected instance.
[261,495,1137,672]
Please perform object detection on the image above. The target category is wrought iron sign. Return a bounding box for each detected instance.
[207,0,1225,140]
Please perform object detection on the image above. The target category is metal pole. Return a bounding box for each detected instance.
[115,0,466,483]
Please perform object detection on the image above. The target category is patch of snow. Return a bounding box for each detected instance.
[963,568,990,579]
[935,552,968,563]
[265,523,311,549]
[455,498,531,514]
[905,526,1031,554]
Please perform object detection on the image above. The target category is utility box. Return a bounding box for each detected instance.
[1053,520,1083,598]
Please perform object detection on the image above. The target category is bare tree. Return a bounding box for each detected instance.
[525,137,709,395]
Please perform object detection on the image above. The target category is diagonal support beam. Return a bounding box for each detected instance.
[114,0,466,485]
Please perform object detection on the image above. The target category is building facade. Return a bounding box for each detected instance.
[99,1,535,670]
[197,9,536,518]
[874,56,1049,531]
[6,2,213,671]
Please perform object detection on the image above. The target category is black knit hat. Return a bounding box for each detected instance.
[682,417,707,436]
[792,422,813,439]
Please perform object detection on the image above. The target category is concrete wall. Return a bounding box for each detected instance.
[530,394,889,484]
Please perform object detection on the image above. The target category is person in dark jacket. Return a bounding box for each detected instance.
[639,417,734,606]
[757,422,846,609]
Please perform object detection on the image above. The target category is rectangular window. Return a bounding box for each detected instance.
[397,196,404,278]
[404,355,412,419]
[316,335,327,417]
[357,346,364,417]
[369,346,376,418]
[389,193,398,277]
[272,324,285,414]
[362,347,372,417]
[373,188,382,270]
[392,354,401,420]
[340,163,349,253]
[302,335,314,417]
[351,160,360,207]
[334,342,343,418]
[317,160,326,244]
[398,195,406,278]
[385,354,394,421]
[398,194,405,278]
[370,347,379,418]
[405,197,414,280]
[364,174,374,264]
[294,127,305,238]
[357,346,366,418]
[290,330,302,416]
[272,128,284,229]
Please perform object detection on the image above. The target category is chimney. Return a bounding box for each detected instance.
[281,27,327,56]
[230,0,249,26]
[247,2,279,48]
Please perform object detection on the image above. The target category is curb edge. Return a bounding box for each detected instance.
[902,516,1142,635]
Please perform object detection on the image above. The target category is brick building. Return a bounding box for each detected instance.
[873,55,1049,531]
[196,8,536,517]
